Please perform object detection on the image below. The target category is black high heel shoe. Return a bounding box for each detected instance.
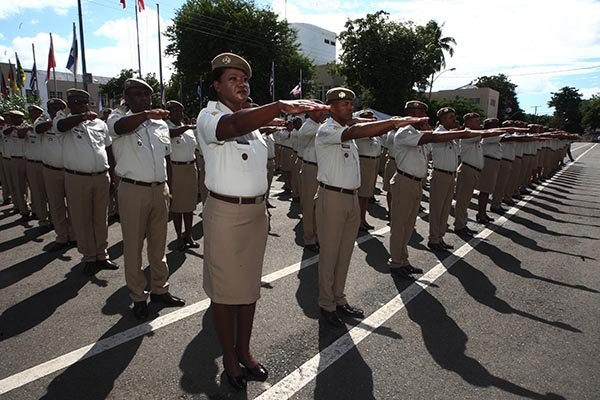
[241,361,269,381]
[226,373,247,391]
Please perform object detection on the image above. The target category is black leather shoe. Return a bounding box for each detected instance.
[455,227,475,237]
[427,242,446,252]
[97,259,119,270]
[184,238,200,248]
[476,215,491,224]
[133,301,149,320]
[390,267,414,279]
[226,373,247,391]
[440,240,454,250]
[150,292,186,307]
[47,241,70,252]
[502,199,515,206]
[363,222,375,230]
[406,265,423,274]
[83,262,98,276]
[490,206,506,214]
[336,304,365,318]
[176,239,186,251]
[266,201,276,209]
[241,362,268,381]
[305,243,320,253]
[320,308,344,327]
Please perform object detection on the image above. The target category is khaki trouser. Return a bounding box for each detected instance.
[118,181,170,302]
[428,169,455,244]
[315,187,360,311]
[10,158,30,215]
[453,163,479,230]
[390,173,422,267]
[65,171,109,262]
[520,155,533,188]
[26,161,49,223]
[43,166,74,243]
[491,160,513,207]
[508,157,522,196]
[0,157,13,202]
[300,162,319,245]
[267,158,276,193]
[195,155,208,204]
[291,153,301,198]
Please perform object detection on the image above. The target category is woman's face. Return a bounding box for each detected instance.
[169,107,184,125]
[213,68,250,107]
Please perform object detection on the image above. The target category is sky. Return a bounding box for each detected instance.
[1,0,600,115]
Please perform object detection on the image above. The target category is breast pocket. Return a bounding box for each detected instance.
[158,135,171,157]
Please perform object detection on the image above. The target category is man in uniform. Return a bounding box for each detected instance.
[315,87,426,327]
[55,89,119,275]
[355,110,381,231]
[7,110,31,220]
[108,78,185,320]
[0,115,13,206]
[24,105,50,229]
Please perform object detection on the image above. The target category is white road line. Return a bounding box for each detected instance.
[255,143,597,400]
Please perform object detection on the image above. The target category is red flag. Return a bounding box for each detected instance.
[120,0,126,8]
[137,0,145,10]
[45,33,56,84]
[0,71,8,98]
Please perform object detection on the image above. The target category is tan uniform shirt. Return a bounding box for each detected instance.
[37,115,65,168]
[356,136,381,157]
[482,136,503,159]
[196,101,268,197]
[166,120,197,162]
[459,136,484,169]
[392,125,428,179]
[26,118,45,161]
[11,130,26,157]
[501,139,516,161]
[297,118,320,163]
[315,117,360,190]
[108,110,171,182]
[264,133,275,159]
[431,125,459,171]
[1,128,12,158]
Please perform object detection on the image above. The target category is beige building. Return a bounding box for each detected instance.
[313,64,346,103]
[430,85,500,118]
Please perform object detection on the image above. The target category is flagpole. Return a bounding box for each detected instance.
[72,23,77,86]
[31,43,38,99]
[15,53,23,98]
[271,61,275,102]
[156,3,164,106]
[77,0,88,90]
[299,69,302,99]
[135,1,142,78]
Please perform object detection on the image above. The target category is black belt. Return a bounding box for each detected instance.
[27,159,43,164]
[43,164,64,171]
[359,155,379,159]
[65,168,107,176]
[208,191,265,205]
[2,157,10,160]
[319,182,357,195]
[502,158,513,162]
[121,177,165,187]
[397,169,423,182]
[462,162,482,172]
[171,160,195,165]
[484,155,501,161]
[515,156,522,159]
[11,156,23,159]
[434,168,455,175]
[304,160,317,166]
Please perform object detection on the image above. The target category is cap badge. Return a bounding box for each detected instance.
[338,92,346,99]
[222,56,231,64]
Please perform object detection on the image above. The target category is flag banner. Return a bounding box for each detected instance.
[66,23,78,76]
[15,53,26,90]
[45,33,56,84]
[1,72,8,98]
[30,62,38,91]
[8,60,18,93]
[138,0,145,10]
[290,82,302,98]
[120,0,126,8]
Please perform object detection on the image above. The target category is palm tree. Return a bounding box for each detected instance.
[423,20,456,71]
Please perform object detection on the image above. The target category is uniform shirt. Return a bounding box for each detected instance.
[500,139,515,161]
[459,135,484,169]
[1,128,11,158]
[11,129,26,157]
[315,117,360,190]
[392,125,429,179]
[524,136,537,155]
[482,136,502,159]
[37,114,65,168]
[356,136,381,157]
[166,120,197,162]
[25,127,43,161]
[290,130,299,154]
[297,118,320,164]
[108,110,171,182]
[277,129,292,148]
[381,131,394,150]
[54,113,111,173]
[263,133,275,159]
[431,125,459,172]
[514,137,524,157]
[196,101,268,197]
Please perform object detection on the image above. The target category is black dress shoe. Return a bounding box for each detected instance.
[305,243,320,253]
[97,259,119,270]
[405,265,423,274]
[475,215,491,224]
[455,227,475,237]
[490,206,506,214]
[266,201,276,209]
[133,301,149,320]
[47,241,70,252]
[390,267,414,280]
[502,199,515,206]
[176,239,186,251]
[241,361,268,381]
[150,292,186,307]
[336,304,365,318]
[226,373,247,391]
[184,238,200,248]
[83,261,98,276]
[363,222,375,230]
[427,242,446,252]
[440,240,454,249]
[320,308,344,327]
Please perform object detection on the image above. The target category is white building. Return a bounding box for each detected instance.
[290,23,337,65]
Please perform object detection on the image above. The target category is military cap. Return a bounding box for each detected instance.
[358,110,375,118]
[325,87,355,104]
[0,116,4,122]
[8,110,25,117]
[501,120,513,127]
[211,52,252,78]
[28,104,44,113]
[66,88,90,100]
[405,100,428,111]
[310,98,324,105]
[165,100,184,110]
[463,112,480,122]
[124,78,153,93]
[436,107,456,118]
[47,98,67,107]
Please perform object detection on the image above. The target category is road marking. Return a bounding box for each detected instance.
[0,144,593,395]
[255,143,597,400]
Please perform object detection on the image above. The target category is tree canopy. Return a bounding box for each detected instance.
[165,0,314,116]
[548,86,583,133]
[338,11,456,115]
[581,94,600,132]
[473,74,521,120]
[100,69,161,108]
[428,97,485,125]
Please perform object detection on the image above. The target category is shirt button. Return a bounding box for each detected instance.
[344,153,349,158]
[242,153,248,160]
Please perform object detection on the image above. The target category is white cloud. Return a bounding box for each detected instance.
[580,87,600,99]
[30,19,39,25]
[0,0,74,19]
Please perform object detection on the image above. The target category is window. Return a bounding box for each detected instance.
[329,39,336,46]
[490,99,496,107]
[49,91,63,99]
[324,39,330,44]
[469,97,480,105]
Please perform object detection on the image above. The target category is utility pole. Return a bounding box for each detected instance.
[77,0,88,90]
[531,105,540,115]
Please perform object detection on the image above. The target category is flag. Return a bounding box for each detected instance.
[196,81,202,99]
[0,72,8,98]
[120,0,126,8]
[7,60,18,93]
[45,33,56,84]
[98,95,103,112]
[30,62,38,91]
[15,53,26,90]
[290,82,302,98]
[66,23,78,77]
[269,62,274,97]
[137,0,145,10]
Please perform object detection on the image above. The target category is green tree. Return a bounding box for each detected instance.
[417,21,456,94]
[100,69,162,108]
[473,74,521,120]
[428,97,485,125]
[0,94,29,121]
[521,113,552,127]
[338,11,454,115]
[580,94,600,132]
[165,0,314,116]
[548,86,583,133]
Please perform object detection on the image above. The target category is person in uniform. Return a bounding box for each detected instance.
[165,100,200,251]
[196,52,325,390]
[290,117,303,202]
[0,114,13,206]
[55,89,119,275]
[24,105,50,229]
[108,79,186,320]
[381,130,396,218]
[355,110,381,231]
[7,110,31,220]
[277,120,294,193]
[36,98,76,251]
[297,102,326,252]
[315,87,426,327]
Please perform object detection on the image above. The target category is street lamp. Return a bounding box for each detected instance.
[428,67,456,100]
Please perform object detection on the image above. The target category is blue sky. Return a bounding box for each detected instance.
[1,0,599,116]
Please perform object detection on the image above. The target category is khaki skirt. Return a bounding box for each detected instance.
[358,156,378,197]
[202,195,268,304]
[477,157,500,194]
[170,163,198,213]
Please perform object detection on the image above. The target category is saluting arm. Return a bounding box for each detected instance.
[35,121,53,134]
[57,111,98,132]
[16,125,31,138]
[169,125,195,138]
[113,109,170,135]
[341,117,428,142]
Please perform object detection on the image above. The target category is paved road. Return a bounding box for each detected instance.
[0,143,598,400]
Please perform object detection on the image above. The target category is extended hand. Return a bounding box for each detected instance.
[278,100,330,115]
[82,111,98,121]
[146,109,170,120]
